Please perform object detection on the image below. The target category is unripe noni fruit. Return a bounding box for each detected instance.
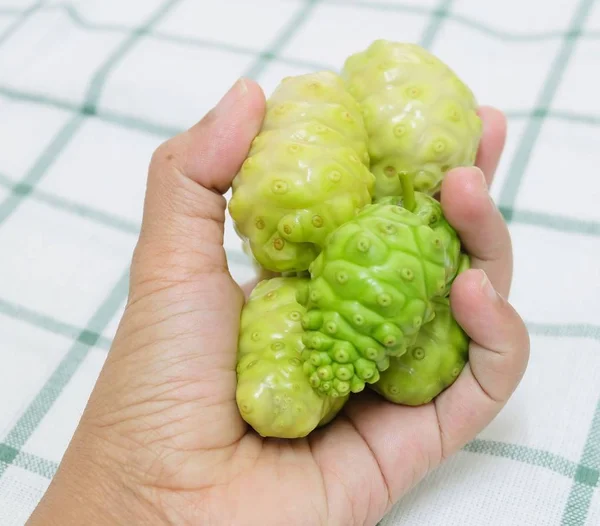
[370,295,469,405]
[236,277,347,438]
[342,40,482,199]
[229,72,375,273]
[299,190,462,397]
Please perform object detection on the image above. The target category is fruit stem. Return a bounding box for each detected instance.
[399,173,415,212]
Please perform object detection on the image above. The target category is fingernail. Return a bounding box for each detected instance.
[214,77,248,116]
[479,269,498,302]
[474,166,498,209]
[474,167,487,190]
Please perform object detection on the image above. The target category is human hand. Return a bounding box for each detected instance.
[27,78,530,526]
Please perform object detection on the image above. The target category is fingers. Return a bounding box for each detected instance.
[339,267,529,508]
[475,106,507,186]
[131,78,266,290]
[434,269,530,458]
[440,167,513,297]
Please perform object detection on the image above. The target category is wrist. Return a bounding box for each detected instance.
[27,428,168,526]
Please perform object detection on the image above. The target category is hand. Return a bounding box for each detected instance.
[27,78,530,526]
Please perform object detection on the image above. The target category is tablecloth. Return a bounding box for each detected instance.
[0,0,599,524]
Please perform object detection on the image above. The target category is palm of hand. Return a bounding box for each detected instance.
[84,273,440,526]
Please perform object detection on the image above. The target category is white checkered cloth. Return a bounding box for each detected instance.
[0,1,599,525]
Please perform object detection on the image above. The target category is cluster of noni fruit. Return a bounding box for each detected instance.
[228,40,483,439]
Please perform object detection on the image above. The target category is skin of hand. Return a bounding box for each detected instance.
[26,78,530,526]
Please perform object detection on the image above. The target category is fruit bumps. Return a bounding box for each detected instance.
[236,277,347,438]
[298,180,463,397]
[341,40,482,199]
[370,296,469,405]
[228,71,375,273]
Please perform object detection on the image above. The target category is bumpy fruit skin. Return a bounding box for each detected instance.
[375,195,462,296]
[236,277,347,438]
[370,296,469,405]
[298,193,462,397]
[228,71,375,273]
[341,40,482,199]
[240,239,281,281]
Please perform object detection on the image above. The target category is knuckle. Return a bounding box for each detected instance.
[150,136,187,175]
[149,107,218,176]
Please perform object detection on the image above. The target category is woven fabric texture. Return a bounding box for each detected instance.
[0,1,599,524]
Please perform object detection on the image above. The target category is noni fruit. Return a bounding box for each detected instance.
[375,194,463,297]
[228,71,375,273]
[341,40,482,199]
[298,178,463,397]
[370,296,469,405]
[236,276,347,438]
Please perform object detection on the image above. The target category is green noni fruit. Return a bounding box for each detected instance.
[375,194,463,297]
[298,180,463,397]
[341,40,482,199]
[370,296,469,405]
[228,71,375,274]
[236,276,347,438]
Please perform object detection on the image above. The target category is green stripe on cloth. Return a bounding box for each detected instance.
[562,399,600,524]
[0,297,113,351]
[148,34,330,72]
[0,85,181,138]
[447,13,595,42]
[83,0,182,115]
[323,0,427,17]
[505,109,600,127]
[0,0,44,47]
[498,0,595,211]
[500,207,600,237]
[0,0,322,229]
[0,0,180,483]
[243,0,321,81]
[502,7,600,522]
[562,401,600,523]
[2,148,598,241]
[3,80,599,152]
[0,8,21,15]
[0,446,59,480]
[0,269,129,479]
[0,86,87,117]
[0,115,84,225]
[0,0,183,227]
[0,170,253,268]
[12,450,58,480]
[324,0,600,42]
[419,0,452,50]
[526,323,600,341]
[464,439,580,481]
[0,172,140,235]
[0,444,17,464]
[25,3,332,72]
[17,0,600,47]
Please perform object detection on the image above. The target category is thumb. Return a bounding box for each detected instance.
[78,79,266,455]
[131,77,266,295]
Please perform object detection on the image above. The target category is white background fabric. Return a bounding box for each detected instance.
[0,1,599,524]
